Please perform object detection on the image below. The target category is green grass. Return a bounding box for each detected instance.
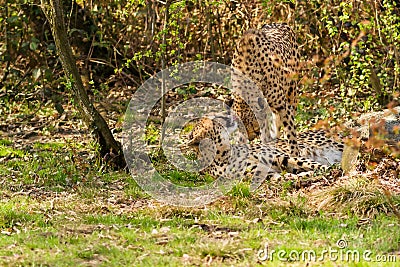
[0,137,399,266]
[0,139,26,158]
[163,170,214,187]
[0,197,48,229]
[0,197,398,266]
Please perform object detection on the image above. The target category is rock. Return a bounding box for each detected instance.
[346,106,400,142]
[342,106,400,173]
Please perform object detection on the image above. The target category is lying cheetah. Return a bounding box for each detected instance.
[275,130,345,166]
[184,114,343,190]
[231,23,301,156]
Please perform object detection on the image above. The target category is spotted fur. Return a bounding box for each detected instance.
[184,115,343,190]
[231,23,301,156]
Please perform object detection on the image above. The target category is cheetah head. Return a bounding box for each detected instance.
[185,114,238,147]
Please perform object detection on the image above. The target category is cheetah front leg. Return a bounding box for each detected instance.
[248,162,283,191]
[278,103,299,156]
[254,97,278,143]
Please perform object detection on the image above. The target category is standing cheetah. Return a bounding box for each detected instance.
[183,114,342,189]
[231,23,301,155]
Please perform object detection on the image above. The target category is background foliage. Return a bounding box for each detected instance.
[1,0,399,127]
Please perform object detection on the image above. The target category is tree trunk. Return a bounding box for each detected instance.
[159,0,170,146]
[41,0,125,168]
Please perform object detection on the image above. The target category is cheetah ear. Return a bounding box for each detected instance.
[186,132,201,146]
[185,118,213,146]
[185,126,203,146]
